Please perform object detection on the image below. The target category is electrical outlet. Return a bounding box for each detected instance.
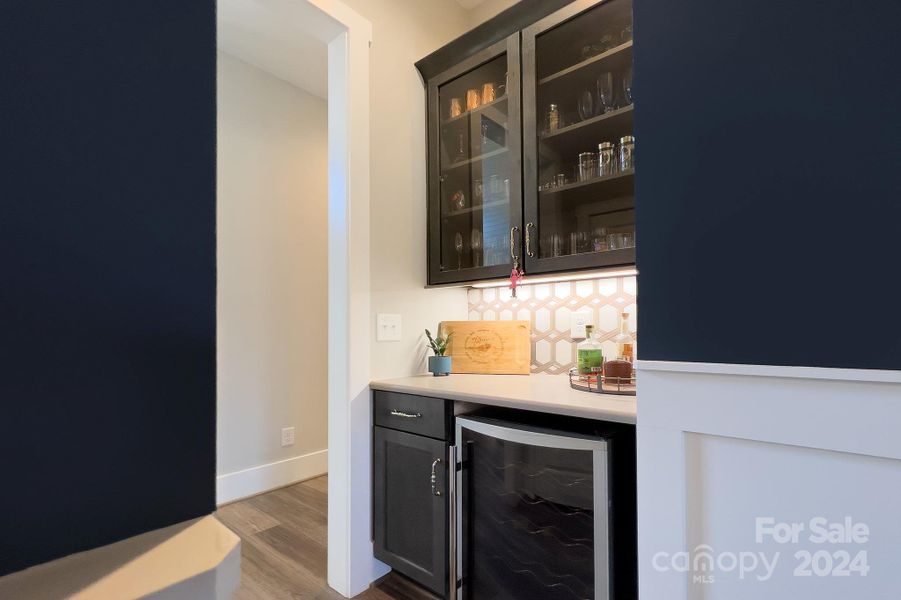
[376,313,402,342]
[281,427,295,447]
[571,310,593,338]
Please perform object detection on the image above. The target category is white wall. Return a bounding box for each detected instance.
[216,51,329,503]
[338,0,474,379]
[467,0,520,27]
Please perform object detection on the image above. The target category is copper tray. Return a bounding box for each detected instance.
[568,368,636,396]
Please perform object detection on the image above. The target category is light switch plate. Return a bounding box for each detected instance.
[571,310,593,338]
[376,313,402,342]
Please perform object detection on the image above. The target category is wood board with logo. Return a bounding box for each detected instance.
[439,320,531,375]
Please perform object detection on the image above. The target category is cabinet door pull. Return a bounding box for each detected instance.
[430,458,442,496]
[526,222,535,257]
[390,409,422,419]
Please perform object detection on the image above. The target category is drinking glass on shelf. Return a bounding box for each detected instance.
[622,67,634,106]
[592,227,609,252]
[577,89,594,121]
[449,98,463,118]
[607,232,627,250]
[596,72,615,114]
[619,135,635,171]
[578,152,597,181]
[465,89,481,111]
[471,229,483,266]
[555,173,567,187]
[454,232,464,269]
[481,82,496,103]
[623,231,636,248]
[546,103,560,133]
[598,142,616,177]
[551,233,564,257]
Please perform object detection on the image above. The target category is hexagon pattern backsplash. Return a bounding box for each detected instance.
[467,276,637,374]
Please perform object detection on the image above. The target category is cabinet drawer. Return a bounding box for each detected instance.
[373,390,452,440]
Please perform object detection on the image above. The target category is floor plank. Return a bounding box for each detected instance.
[216,476,437,599]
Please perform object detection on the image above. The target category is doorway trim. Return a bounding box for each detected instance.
[311,1,387,597]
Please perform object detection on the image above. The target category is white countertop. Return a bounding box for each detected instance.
[370,373,636,424]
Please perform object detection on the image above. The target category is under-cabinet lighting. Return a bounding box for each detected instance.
[470,268,638,289]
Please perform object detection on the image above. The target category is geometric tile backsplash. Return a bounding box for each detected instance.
[467,276,637,374]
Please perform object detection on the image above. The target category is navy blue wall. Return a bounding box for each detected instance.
[634,0,901,369]
[0,1,216,575]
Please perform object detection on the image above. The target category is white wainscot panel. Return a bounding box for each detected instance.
[683,434,901,599]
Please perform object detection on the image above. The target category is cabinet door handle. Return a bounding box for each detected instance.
[525,222,535,257]
[430,458,442,496]
[510,226,519,267]
[390,409,422,419]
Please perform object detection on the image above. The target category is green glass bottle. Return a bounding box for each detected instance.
[577,325,603,375]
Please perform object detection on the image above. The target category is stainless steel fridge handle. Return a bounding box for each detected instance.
[430,458,442,496]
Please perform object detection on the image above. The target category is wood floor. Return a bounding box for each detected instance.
[216,476,438,600]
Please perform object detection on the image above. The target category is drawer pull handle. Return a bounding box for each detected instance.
[390,409,422,419]
[430,458,442,496]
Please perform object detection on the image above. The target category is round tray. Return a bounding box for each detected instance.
[569,368,636,396]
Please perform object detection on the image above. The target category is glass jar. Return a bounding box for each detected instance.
[578,152,597,181]
[546,104,560,133]
[619,135,635,171]
[598,142,615,176]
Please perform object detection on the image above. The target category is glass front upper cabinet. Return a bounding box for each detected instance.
[427,34,522,285]
[522,0,635,274]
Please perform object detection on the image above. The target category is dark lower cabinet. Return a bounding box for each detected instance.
[373,425,450,597]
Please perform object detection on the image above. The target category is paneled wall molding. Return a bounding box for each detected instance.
[637,360,901,384]
[638,366,901,599]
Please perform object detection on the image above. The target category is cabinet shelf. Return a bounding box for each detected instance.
[441,95,508,126]
[443,198,508,218]
[540,104,633,146]
[443,147,508,171]
[540,169,634,197]
[538,41,632,87]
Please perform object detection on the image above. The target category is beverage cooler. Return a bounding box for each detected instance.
[454,416,614,600]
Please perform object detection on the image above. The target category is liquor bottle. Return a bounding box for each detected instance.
[577,325,603,376]
[613,312,634,362]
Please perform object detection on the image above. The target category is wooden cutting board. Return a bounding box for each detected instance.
[439,320,531,375]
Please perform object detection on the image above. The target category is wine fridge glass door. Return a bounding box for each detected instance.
[455,417,610,600]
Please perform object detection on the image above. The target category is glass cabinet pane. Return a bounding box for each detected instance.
[525,0,635,270]
[436,54,515,275]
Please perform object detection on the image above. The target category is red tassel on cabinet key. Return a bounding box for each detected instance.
[509,267,523,298]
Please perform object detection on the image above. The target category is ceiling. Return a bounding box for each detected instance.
[454,0,490,8]
[217,0,344,99]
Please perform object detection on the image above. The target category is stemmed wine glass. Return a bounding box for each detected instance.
[596,72,615,114]
[470,229,483,267]
[622,67,634,106]
[454,232,464,270]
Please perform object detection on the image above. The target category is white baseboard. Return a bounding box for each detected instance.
[216,449,328,505]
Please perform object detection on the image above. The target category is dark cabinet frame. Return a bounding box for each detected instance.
[521,0,636,275]
[426,34,523,285]
[421,0,636,285]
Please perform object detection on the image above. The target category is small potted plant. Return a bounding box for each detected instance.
[425,328,453,376]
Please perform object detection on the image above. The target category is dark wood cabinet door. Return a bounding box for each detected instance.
[373,426,449,596]
[522,0,636,275]
[427,34,523,285]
